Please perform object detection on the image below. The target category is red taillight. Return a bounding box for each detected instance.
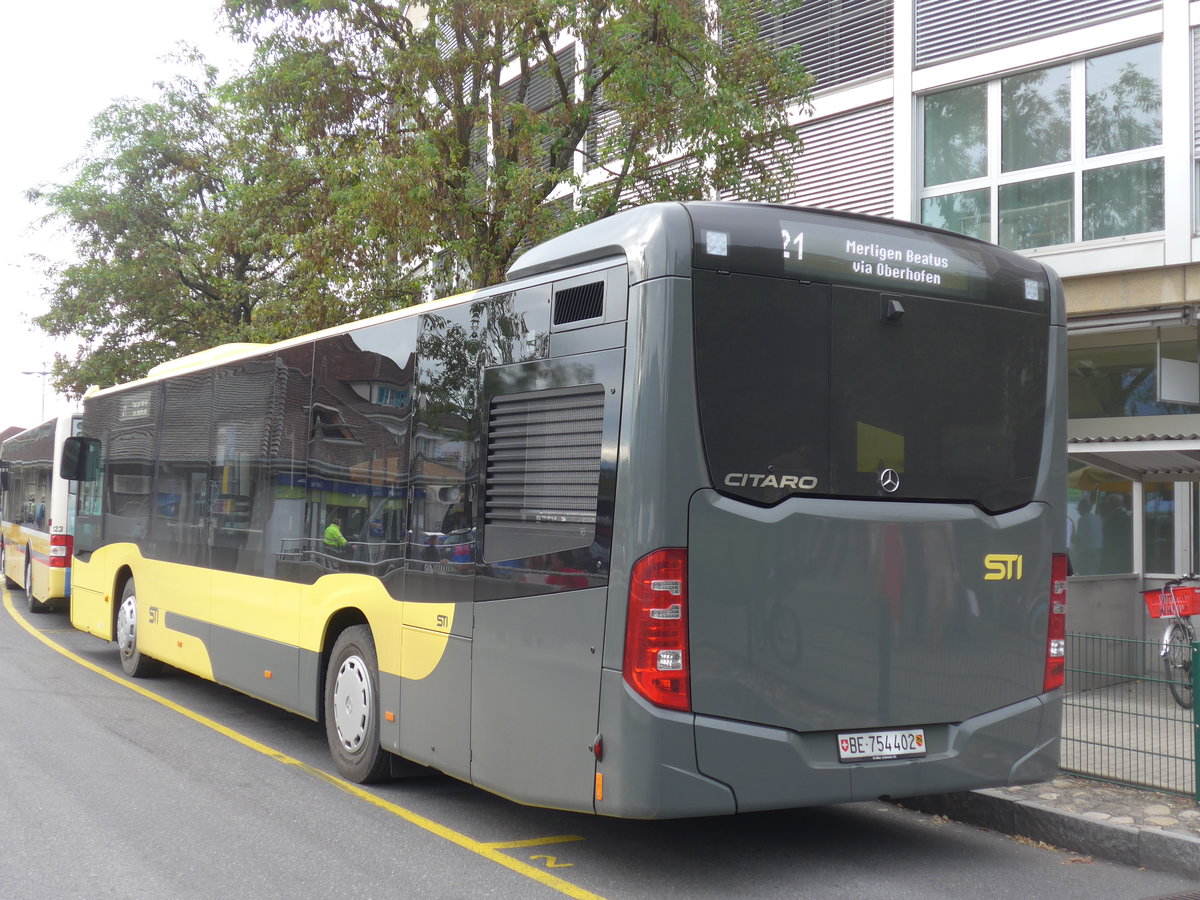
[623,548,690,712]
[1044,553,1068,691]
[49,533,73,569]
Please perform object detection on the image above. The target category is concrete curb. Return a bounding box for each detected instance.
[897,789,1200,881]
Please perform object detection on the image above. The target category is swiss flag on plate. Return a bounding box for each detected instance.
[840,738,850,752]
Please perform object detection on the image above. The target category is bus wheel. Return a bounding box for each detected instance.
[25,553,46,614]
[325,625,390,784]
[116,579,162,678]
[0,542,17,590]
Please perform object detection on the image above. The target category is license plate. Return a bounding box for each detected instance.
[837,728,926,762]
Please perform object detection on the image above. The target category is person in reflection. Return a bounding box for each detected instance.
[422,534,440,562]
[421,534,442,572]
[323,515,348,569]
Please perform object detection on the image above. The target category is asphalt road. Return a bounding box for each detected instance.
[2,586,1196,900]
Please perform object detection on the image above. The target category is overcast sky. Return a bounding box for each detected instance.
[0,0,251,432]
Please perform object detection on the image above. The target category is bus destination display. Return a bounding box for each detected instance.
[779,217,979,296]
[692,204,1048,308]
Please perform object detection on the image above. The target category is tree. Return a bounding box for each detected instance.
[31,50,406,396]
[34,3,811,395]
[225,0,813,292]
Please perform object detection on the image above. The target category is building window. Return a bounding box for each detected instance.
[999,175,1072,250]
[923,82,986,185]
[1085,43,1161,157]
[1002,64,1070,173]
[920,188,988,240]
[1068,462,1133,575]
[1082,159,1164,240]
[1069,340,1150,419]
[920,43,1163,250]
[1143,481,1175,575]
[1067,337,1200,419]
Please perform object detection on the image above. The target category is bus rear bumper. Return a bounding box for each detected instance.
[594,671,737,819]
[595,675,1059,819]
[692,692,1061,812]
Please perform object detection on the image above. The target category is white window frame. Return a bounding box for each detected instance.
[918,40,1166,251]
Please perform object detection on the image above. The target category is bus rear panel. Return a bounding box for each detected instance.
[1,414,80,610]
[512,202,1066,817]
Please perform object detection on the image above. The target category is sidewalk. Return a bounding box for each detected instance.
[900,774,1200,880]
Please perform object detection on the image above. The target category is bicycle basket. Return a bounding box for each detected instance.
[1143,585,1200,618]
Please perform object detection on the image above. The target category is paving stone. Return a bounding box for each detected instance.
[899,775,1200,880]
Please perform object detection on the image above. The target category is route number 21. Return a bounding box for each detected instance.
[781,227,804,261]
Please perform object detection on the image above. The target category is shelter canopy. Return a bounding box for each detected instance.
[1069,414,1200,482]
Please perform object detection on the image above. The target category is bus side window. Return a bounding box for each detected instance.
[411,304,483,587]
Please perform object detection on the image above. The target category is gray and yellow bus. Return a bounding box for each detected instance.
[61,201,1067,817]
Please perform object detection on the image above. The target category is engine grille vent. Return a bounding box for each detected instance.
[486,385,605,529]
[553,282,604,326]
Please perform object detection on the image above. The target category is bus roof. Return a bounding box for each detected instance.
[84,287,482,400]
[1,413,78,449]
[85,201,1062,400]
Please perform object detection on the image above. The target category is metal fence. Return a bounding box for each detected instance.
[1062,632,1197,799]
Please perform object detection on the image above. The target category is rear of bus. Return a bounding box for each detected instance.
[0,414,79,610]
[517,202,1066,818]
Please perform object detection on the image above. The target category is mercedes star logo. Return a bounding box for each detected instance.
[879,468,900,493]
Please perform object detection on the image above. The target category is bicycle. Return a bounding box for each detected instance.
[1143,575,1198,710]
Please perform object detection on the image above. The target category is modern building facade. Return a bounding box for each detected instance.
[502,0,1194,629]
[713,0,1200,632]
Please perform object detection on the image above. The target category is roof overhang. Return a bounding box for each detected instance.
[1069,414,1200,481]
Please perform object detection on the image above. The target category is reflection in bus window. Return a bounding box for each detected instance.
[300,321,416,589]
[411,305,482,579]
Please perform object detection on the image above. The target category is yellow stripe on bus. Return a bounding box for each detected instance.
[71,547,456,684]
[2,591,604,900]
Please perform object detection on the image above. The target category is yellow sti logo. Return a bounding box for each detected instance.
[984,554,1023,581]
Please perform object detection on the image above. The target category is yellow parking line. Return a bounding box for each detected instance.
[3,592,605,900]
[484,835,586,850]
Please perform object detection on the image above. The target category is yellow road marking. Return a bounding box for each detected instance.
[484,835,585,850]
[531,855,574,869]
[3,591,605,900]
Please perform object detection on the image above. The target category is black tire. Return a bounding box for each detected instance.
[0,542,17,590]
[1162,621,1194,710]
[25,553,47,613]
[116,579,162,677]
[324,625,390,783]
